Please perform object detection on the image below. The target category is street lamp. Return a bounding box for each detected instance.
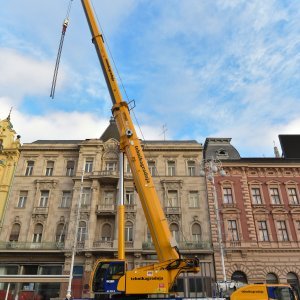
[66,168,85,300]
[200,158,227,282]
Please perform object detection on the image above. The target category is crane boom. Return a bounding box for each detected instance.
[81,0,178,263]
[81,0,199,297]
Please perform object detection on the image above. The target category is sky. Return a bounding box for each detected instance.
[1,0,300,157]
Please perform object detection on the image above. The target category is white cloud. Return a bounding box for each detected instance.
[0,48,61,102]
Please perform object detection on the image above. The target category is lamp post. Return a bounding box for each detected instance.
[66,168,84,300]
[200,158,227,282]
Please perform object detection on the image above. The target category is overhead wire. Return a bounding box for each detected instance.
[50,0,73,99]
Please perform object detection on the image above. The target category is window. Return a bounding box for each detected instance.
[125,190,134,205]
[77,221,87,242]
[167,190,178,207]
[231,271,248,284]
[223,187,233,204]
[251,188,262,204]
[85,158,93,173]
[56,223,66,243]
[25,161,34,176]
[266,273,279,284]
[125,221,133,242]
[167,160,176,176]
[33,224,43,243]
[192,223,201,242]
[103,192,114,206]
[45,160,54,176]
[60,191,71,208]
[277,220,289,241]
[296,221,300,238]
[17,191,28,208]
[101,224,112,241]
[228,220,239,241]
[39,190,49,207]
[106,161,117,172]
[270,187,281,204]
[81,188,91,206]
[288,188,299,205]
[189,191,199,208]
[9,223,20,242]
[170,223,179,242]
[146,228,152,243]
[187,161,196,176]
[66,160,75,176]
[257,221,269,241]
[125,161,132,174]
[147,161,156,176]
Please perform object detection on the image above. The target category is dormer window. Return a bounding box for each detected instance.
[216,148,228,158]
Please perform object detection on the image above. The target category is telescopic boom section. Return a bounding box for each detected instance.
[81,0,179,263]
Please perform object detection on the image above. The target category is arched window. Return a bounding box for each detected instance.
[231,271,248,284]
[192,223,201,242]
[9,223,20,242]
[287,272,300,297]
[125,221,133,242]
[170,223,179,242]
[77,221,87,242]
[56,223,66,243]
[33,223,43,243]
[102,223,112,241]
[266,273,278,284]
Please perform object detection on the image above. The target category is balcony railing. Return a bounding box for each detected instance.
[93,240,113,248]
[177,241,211,250]
[164,207,181,214]
[125,241,133,248]
[228,240,241,247]
[0,241,64,250]
[96,204,116,214]
[32,207,49,215]
[125,204,136,212]
[92,170,119,184]
[142,241,211,250]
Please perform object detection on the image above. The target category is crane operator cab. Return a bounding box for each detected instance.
[91,260,125,296]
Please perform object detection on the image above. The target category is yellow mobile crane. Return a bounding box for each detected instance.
[80,0,200,299]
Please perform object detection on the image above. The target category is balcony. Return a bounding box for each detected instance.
[228,240,241,247]
[125,241,134,248]
[222,203,237,209]
[142,242,155,250]
[96,204,116,215]
[92,170,119,184]
[32,207,49,216]
[164,206,181,215]
[177,241,211,250]
[93,240,113,249]
[142,241,211,250]
[125,204,136,212]
[0,241,63,250]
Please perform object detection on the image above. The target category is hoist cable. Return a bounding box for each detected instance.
[50,0,73,99]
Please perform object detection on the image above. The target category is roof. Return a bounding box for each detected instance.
[31,140,83,144]
[100,117,120,142]
[204,138,240,160]
[279,135,300,159]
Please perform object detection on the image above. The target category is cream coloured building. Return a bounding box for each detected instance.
[0,119,214,299]
[0,114,20,227]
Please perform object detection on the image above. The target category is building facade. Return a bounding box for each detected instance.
[0,114,20,226]
[204,137,300,297]
[0,119,214,299]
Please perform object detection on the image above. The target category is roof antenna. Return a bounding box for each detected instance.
[7,107,13,121]
[50,0,73,99]
[273,141,280,158]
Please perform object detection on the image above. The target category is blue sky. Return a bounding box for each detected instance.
[1,0,300,157]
